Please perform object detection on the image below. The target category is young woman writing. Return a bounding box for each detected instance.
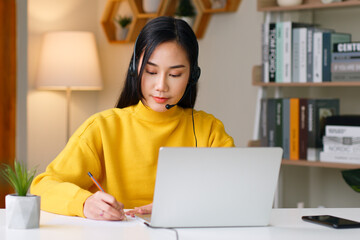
[30,16,234,221]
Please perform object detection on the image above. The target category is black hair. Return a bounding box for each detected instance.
[115,16,200,109]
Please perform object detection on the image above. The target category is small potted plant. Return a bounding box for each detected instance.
[114,15,132,41]
[0,161,40,229]
[175,0,196,27]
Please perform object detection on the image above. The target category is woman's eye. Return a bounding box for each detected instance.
[146,70,156,75]
[170,73,182,77]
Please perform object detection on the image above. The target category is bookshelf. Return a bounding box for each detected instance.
[254,0,360,169]
[257,0,360,12]
[101,0,242,43]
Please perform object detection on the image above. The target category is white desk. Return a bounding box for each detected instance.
[1,208,360,240]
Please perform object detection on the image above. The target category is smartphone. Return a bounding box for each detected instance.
[302,215,360,229]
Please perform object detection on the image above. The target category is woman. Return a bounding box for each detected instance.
[30,16,234,221]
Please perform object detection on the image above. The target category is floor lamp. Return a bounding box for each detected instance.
[37,31,103,141]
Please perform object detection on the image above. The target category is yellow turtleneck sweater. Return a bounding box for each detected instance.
[30,101,234,217]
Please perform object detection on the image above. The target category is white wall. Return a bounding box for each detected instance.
[28,0,102,172]
[26,0,360,207]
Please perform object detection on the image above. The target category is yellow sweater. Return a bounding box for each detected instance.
[30,101,234,217]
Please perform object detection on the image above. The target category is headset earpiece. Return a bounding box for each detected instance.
[129,36,139,77]
[191,66,201,85]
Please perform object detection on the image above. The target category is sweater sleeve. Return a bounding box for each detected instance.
[30,120,103,218]
[208,118,235,147]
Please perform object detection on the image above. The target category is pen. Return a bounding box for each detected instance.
[88,172,105,192]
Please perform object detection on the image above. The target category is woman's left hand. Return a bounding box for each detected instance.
[125,203,153,217]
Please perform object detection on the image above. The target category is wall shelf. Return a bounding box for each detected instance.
[101,0,243,43]
[257,0,360,12]
[282,159,360,169]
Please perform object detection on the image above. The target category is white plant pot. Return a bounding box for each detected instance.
[115,26,129,41]
[6,194,41,229]
[143,0,161,13]
[277,0,303,7]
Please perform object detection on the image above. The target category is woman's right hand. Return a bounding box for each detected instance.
[83,191,126,221]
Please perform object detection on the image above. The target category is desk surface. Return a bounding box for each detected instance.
[1,208,360,240]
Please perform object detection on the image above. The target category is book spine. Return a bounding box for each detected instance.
[326,125,360,137]
[331,62,360,73]
[333,42,360,53]
[332,52,360,62]
[320,151,360,164]
[283,21,292,83]
[322,32,331,82]
[332,72,360,82]
[290,98,300,160]
[275,99,283,147]
[307,28,314,82]
[314,99,340,148]
[313,32,323,83]
[282,98,290,160]
[323,144,360,154]
[299,98,308,160]
[262,23,269,83]
[267,99,277,147]
[299,28,308,83]
[269,23,277,82]
[307,99,317,161]
[276,22,283,83]
[292,28,300,83]
[260,98,268,147]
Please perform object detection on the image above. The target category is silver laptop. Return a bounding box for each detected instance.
[137,147,283,228]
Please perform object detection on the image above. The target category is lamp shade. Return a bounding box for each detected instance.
[37,31,102,90]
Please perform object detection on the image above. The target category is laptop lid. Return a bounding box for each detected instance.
[148,147,282,228]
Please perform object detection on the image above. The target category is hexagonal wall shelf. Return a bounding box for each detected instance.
[101,0,242,43]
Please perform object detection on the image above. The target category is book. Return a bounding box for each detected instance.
[260,98,268,147]
[322,32,351,82]
[276,22,284,83]
[267,99,277,147]
[332,62,360,73]
[307,99,340,161]
[292,28,307,83]
[320,151,360,164]
[290,98,299,160]
[326,125,360,137]
[313,29,334,82]
[324,115,360,126]
[307,27,315,82]
[332,72,360,82]
[275,99,283,147]
[333,42,360,53]
[282,98,290,159]
[282,22,311,83]
[262,23,269,83]
[313,32,323,83]
[299,98,308,160]
[269,23,277,82]
[323,136,360,154]
[332,52,360,62]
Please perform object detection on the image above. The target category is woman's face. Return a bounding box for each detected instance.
[140,41,190,112]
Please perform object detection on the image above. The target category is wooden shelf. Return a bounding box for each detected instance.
[252,65,360,87]
[101,0,243,43]
[282,159,360,169]
[257,0,360,12]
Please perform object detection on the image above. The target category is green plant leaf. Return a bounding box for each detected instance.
[0,161,37,196]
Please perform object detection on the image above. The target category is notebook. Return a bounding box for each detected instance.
[136,147,283,228]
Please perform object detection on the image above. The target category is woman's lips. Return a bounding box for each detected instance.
[153,96,169,103]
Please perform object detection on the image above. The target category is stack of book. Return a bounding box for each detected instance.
[320,116,360,164]
[331,42,360,82]
[260,98,339,161]
[262,21,352,83]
